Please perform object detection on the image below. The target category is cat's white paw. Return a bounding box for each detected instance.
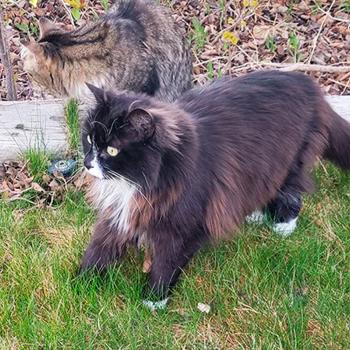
[143,298,169,311]
[246,210,265,224]
[272,218,298,236]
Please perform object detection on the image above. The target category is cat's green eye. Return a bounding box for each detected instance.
[107,146,119,157]
[87,135,92,144]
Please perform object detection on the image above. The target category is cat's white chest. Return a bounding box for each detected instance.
[91,178,136,233]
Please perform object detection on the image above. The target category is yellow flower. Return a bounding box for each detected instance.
[222,32,239,45]
[29,0,39,7]
[243,0,258,7]
[227,17,234,25]
[240,20,247,28]
[65,0,85,9]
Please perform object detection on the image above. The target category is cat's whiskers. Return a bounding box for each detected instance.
[108,118,120,136]
[115,123,128,130]
[92,120,108,135]
[141,171,151,191]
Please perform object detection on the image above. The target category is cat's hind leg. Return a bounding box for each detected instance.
[143,229,206,310]
[266,189,302,236]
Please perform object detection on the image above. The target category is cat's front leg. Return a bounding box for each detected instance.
[79,218,126,273]
[143,232,204,310]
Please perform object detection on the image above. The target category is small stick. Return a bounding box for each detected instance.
[257,62,350,73]
[0,10,17,100]
[308,0,335,64]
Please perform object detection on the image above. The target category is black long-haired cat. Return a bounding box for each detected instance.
[81,70,350,309]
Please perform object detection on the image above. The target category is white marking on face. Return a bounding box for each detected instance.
[142,298,169,311]
[86,150,104,179]
[90,177,136,233]
[246,210,265,224]
[272,217,298,236]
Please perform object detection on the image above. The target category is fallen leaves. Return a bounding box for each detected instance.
[1,0,350,99]
[0,160,90,207]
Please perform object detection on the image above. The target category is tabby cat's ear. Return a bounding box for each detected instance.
[86,83,108,103]
[38,18,60,40]
[126,108,155,140]
[20,36,42,54]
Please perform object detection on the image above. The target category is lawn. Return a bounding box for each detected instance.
[0,164,349,349]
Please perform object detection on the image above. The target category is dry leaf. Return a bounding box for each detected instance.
[32,182,45,192]
[49,179,60,191]
[197,303,211,314]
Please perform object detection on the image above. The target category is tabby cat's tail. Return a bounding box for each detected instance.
[324,109,350,170]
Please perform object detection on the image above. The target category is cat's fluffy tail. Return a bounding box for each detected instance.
[325,110,350,170]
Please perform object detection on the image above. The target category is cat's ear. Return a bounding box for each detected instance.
[126,108,155,140]
[20,36,43,54]
[38,18,60,40]
[86,83,108,104]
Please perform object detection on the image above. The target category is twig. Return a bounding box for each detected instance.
[328,78,350,94]
[0,10,17,100]
[257,62,350,73]
[308,0,335,64]
[328,78,350,89]
[59,0,76,27]
[316,1,350,25]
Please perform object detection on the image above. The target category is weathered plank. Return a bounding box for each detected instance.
[326,96,350,121]
[0,99,68,161]
[0,96,350,161]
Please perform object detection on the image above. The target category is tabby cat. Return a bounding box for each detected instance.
[80,70,350,309]
[21,0,192,102]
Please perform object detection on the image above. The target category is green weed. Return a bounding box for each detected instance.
[192,18,208,51]
[288,31,301,62]
[265,35,277,53]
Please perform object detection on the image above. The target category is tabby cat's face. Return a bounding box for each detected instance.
[21,18,108,98]
[83,85,159,186]
[21,43,66,97]
[20,19,68,96]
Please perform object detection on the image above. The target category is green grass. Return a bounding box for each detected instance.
[341,0,350,13]
[23,147,51,183]
[65,99,80,156]
[0,163,349,348]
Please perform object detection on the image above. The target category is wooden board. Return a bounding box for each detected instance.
[1,96,350,161]
[326,96,350,120]
[0,99,68,160]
